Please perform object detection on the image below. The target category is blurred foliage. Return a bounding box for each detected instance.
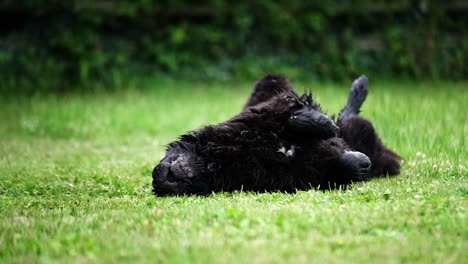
[0,0,467,93]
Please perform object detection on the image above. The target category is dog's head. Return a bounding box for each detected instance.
[152,141,211,196]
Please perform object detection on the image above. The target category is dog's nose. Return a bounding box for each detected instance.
[152,166,160,178]
[152,161,171,182]
[168,156,194,179]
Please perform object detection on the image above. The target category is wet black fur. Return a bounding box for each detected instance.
[152,74,401,196]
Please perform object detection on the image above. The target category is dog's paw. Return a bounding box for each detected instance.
[339,151,371,180]
[288,108,338,139]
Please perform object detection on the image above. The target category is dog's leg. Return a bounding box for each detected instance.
[245,75,338,141]
[244,74,295,109]
[337,75,401,177]
[287,106,339,140]
[338,75,368,120]
[304,138,372,189]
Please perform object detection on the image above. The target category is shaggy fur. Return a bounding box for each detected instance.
[152,74,401,196]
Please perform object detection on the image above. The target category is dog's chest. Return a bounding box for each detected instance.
[277,143,296,158]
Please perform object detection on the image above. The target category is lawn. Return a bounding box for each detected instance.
[0,78,467,263]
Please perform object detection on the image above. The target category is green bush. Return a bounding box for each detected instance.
[0,0,467,93]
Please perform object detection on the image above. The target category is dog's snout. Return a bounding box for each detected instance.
[169,156,194,179]
[153,155,194,184]
[152,161,171,182]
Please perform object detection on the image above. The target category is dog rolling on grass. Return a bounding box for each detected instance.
[152,74,401,196]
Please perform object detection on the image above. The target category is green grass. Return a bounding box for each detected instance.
[1,79,467,263]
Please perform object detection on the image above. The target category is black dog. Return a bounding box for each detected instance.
[152,74,401,196]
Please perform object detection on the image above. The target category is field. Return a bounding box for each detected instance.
[1,79,467,263]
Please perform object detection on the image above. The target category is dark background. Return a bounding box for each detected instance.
[0,0,467,94]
